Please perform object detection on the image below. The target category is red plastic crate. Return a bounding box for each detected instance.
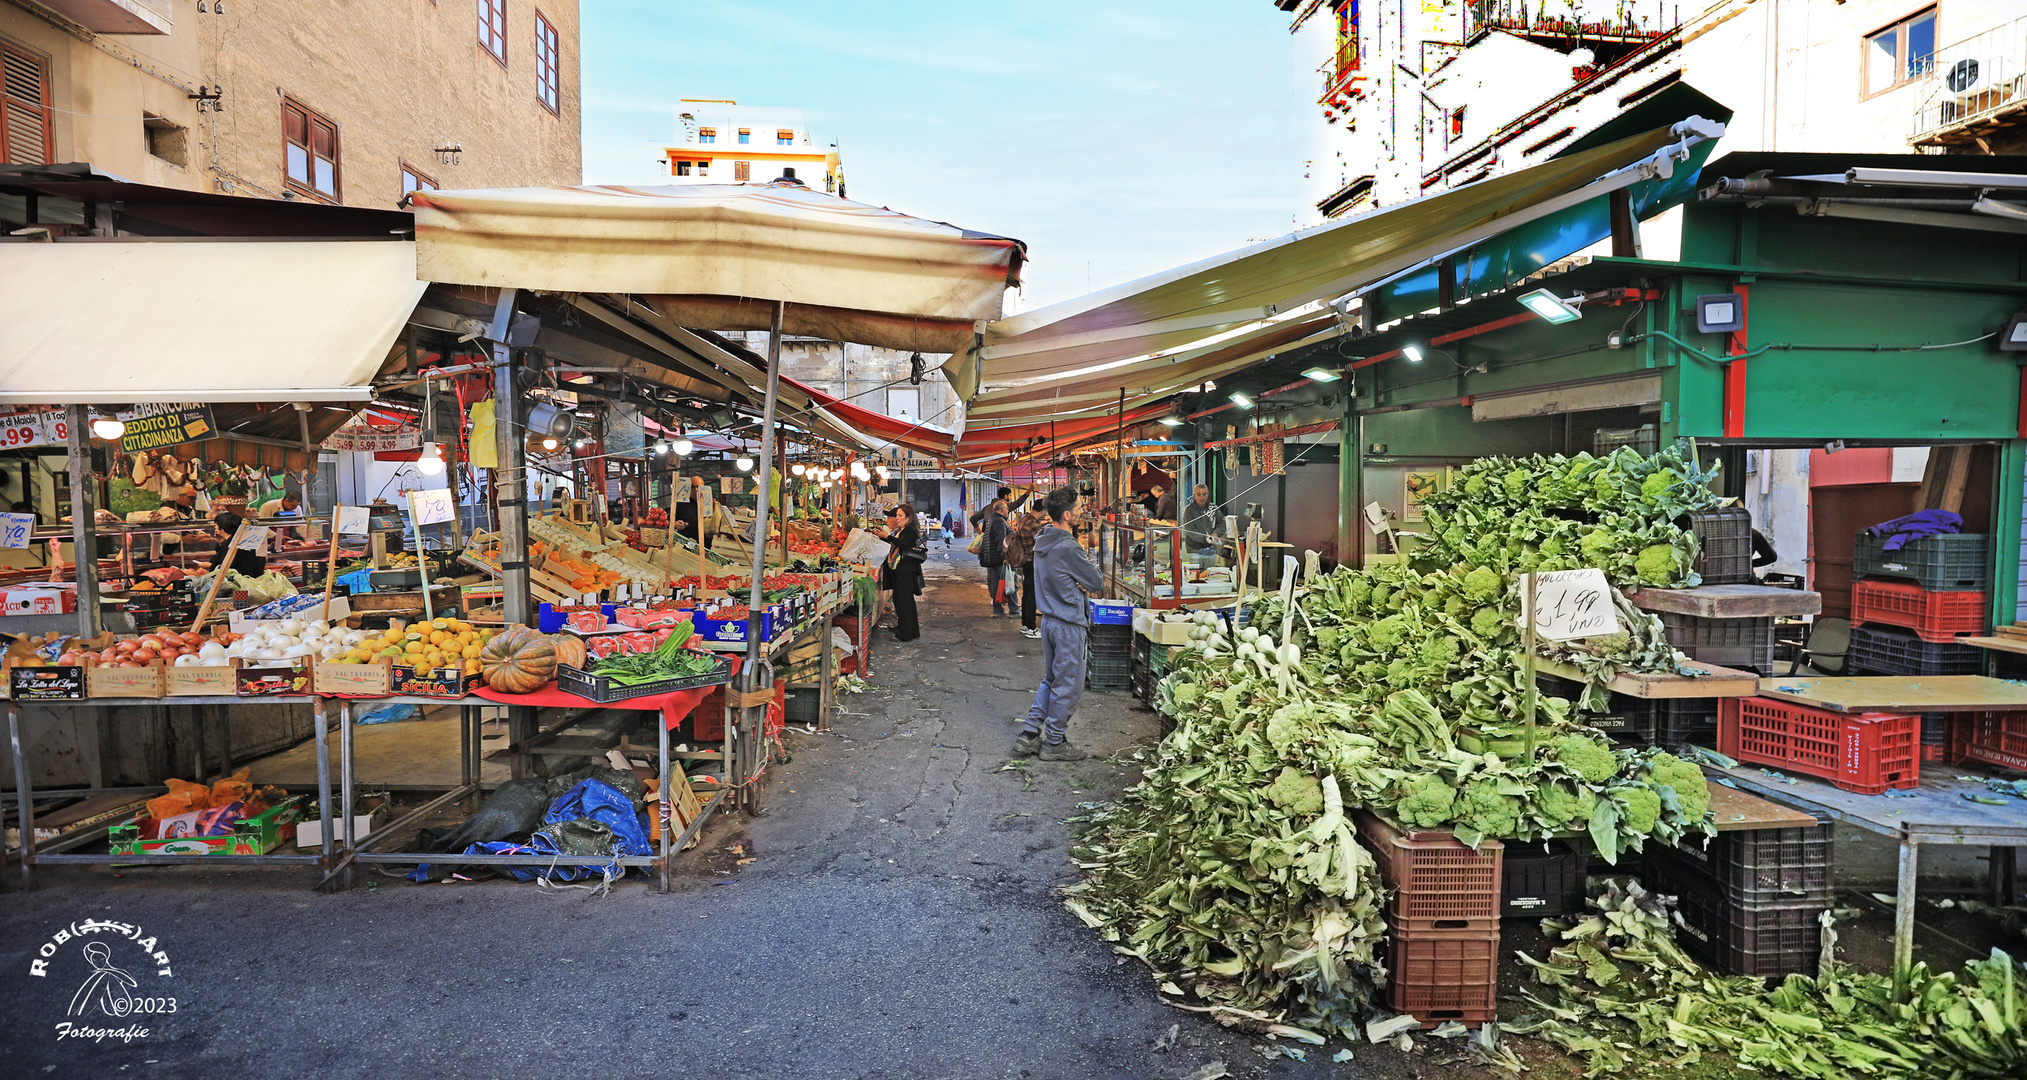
[1948,711,2027,772]
[1354,810,1503,927]
[1850,579,1987,643]
[1718,696,1919,794]
[1385,926,1499,1025]
[689,680,784,743]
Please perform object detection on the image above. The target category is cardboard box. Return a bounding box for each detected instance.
[235,658,312,697]
[691,607,776,643]
[86,659,167,699]
[164,662,238,697]
[390,664,481,699]
[1,586,76,616]
[313,658,394,697]
[295,809,382,848]
[8,664,86,701]
[109,798,303,857]
[226,596,350,634]
[1133,609,1197,646]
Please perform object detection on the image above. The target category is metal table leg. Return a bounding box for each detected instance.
[9,702,34,892]
[1894,828,1919,992]
[1991,847,2019,908]
[313,698,334,886]
[340,700,356,891]
[817,620,834,731]
[658,708,672,893]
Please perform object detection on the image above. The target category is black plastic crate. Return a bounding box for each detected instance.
[1607,693,1720,750]
[1853,531,1989,591]
[1657,612,1775,674]
[1501,841,1585,918]
[1592,424,1657,456]
[1687,506,1754,587]
[1922,713,1948,747]
[1580,697,1656,745]
[1658,868,1825,978]
[1849,625,1984,676]
[1650,822,1833,904]
[555,650,735,703]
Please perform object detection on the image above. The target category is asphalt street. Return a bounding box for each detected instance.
[0,545,1427,1080]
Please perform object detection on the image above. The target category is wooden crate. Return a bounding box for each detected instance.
[164,662,237,696]
[87,660,167,699]
[313,658,395,697]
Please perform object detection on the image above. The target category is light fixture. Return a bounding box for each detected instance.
[541,437,559,451]
[851,462,871,481]
[1402,345,1425,363]
[791,463,807,476]
[1998,310,2027,352]
[874,465,889,481]
[735,456,754,472]
[655,439,671,455]
[1158,414,1184,427]
[671,437,693,456]
[1229,391,1254,410]
[1301,366,1341,383]
[1696,293,1746,334]
[1516,288,1584,324]
[90,416,126,440]
[416,441,446,476]
[526,401,576,441]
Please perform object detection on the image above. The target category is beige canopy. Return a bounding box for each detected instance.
[412,181,1025,355]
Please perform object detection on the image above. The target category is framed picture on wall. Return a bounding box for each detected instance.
[1402,470,1443,522]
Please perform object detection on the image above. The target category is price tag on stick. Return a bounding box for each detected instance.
[334,505,371,535]
[409,488,456,526]
[1521,568,1622,642]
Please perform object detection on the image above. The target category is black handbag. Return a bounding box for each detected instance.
[898,544,929,566]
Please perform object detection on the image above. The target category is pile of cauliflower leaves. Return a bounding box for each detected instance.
[1065,443,1724,1039]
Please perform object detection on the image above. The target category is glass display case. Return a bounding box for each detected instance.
[1096,518,1239,609]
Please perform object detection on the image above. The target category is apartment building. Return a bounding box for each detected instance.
[1276,0,2027,223]
[1,0,580,213]
[658,100,843,194]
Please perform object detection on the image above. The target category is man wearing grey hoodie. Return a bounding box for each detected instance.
[1012,486,1105,761]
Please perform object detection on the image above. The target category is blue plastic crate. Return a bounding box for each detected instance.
[1089,599,1133,625]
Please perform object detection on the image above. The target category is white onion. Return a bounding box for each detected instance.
[308,620,330,635]
[198,641,227,659]
[268,634,298,648]
[173,654,201,667]
[341,630,367,647]
[278,618,304,635]
[202,657,231,668]
[319,643,343,659]
[253,647,283,661]
[280,644,313,659]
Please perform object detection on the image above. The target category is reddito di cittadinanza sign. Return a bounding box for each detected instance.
[115,404,216,454]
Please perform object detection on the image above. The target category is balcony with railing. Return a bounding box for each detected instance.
[1912,18,2027,147]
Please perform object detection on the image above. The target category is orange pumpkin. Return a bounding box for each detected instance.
[481,628,556,693]
[550,633,586,671]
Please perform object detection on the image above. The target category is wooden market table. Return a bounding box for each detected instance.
[1712,673,2027,978]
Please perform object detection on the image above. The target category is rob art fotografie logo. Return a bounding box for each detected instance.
[27,918,179,1043]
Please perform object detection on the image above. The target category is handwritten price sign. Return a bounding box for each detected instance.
[1522,568,1622,642]
[0,512,34,549]
[409,488,456,526]
[333,506,371,535]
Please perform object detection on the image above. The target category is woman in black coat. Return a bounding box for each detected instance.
[879,504,926,642]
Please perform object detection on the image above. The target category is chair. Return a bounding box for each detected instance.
[1785,616,1851,676]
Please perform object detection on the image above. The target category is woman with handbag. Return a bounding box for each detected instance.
[880,504,927,642]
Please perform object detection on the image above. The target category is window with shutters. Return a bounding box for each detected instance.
[400,163,438,201]
[733,160,750,181]
[776,129,794,145]
[2,40,53,167]
[737,128,750,144]
[282,97,340,201]
[534,11,560,114]
[478,0,508,67]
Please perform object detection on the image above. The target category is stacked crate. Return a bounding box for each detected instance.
[1848,531,1989,676]
[1649,509,1774,675]
[1354,811,1503,1026]
[1086,624,1133,693]
[1718,696,1919,793]
[1644,821,1834,978]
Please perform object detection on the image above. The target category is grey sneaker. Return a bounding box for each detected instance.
[1010,732,1042,758]
[1037,740,1088,762]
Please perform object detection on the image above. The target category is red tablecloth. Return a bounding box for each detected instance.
[469,653,741,731]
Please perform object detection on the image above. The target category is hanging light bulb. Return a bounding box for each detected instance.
[735,456,754,472]
[416,441,446,476]
[672,436,694,456]
[791,463,806,476]
[541,437,559,451]
[655,439,671,455]
[91,416,126,440]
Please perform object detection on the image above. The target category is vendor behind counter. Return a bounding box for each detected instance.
[211,511,273,578]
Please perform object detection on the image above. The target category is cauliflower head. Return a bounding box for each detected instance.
[1265,767,1324,816]
[1635,543,1684,586]
[1537,780,1598,829]
[1469,607,1508,643]
[1641,751,1711,822]
[1393,774,1458,829]
[1614,785,1662,836]
[1460,777,1525,840]
[1461,566,1505,603]
[1550,733,1620,785]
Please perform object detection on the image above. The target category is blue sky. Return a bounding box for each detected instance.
[580,1,1304,308]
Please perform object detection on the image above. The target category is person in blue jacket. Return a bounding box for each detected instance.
[1012,486,1104,762]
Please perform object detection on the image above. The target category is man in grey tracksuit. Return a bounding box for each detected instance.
[1013,487,1104,761]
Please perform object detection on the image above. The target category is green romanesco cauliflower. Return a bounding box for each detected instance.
[1641,751,1712,822]
[1461,566,1504,603]
[1615,785,1662,836]
[1470,607,1507,642]
[1264,704,1309,753]
[1393,774,1458,829]
[1464,473,1491,499]
[1635,543,1683,585]
[1537,780,1598,828]
[1417,635,1461,671]
[1264,767,1323,815]
[1639,468,1679,507]
[1365,614,1408,652]
[1550,733,1619,784]
[1341,575,1372,612]
[1443,594,1470,618]
[1579,527,1619,565]
[1460,777,1525,839]
[1503,467,1532,503]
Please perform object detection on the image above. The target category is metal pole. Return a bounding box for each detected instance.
[9,702,34,891]
[1894,829,1919,995]
[745,301,786,678]
[340,699,355,891]
[489,290,530,626]
[313,698,333,878]
[67,405,99,638]
[1116,388,1126,509]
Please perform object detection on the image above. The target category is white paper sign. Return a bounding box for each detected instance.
[333,506,371,535]
[1523,569,1622,642]
[409,488,456,526]
[236,526,271,553]
[0,512,33,549]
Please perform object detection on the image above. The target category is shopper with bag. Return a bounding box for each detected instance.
[1006,505,1045,639]
[975,498,1013,617]
[878,504,927,642]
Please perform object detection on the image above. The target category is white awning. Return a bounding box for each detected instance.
[0,240,424,405]
[412,181,1024,354]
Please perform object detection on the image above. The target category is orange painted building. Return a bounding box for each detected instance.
[657,99,842,194]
